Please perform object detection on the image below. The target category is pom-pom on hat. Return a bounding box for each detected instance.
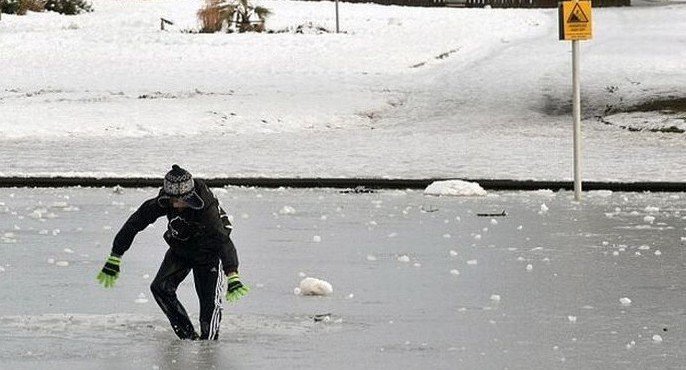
[159,164,204,209]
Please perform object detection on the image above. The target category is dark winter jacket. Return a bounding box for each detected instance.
[111,179,238,275]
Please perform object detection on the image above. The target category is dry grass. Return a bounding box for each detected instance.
[17,0,46,14]
[197,0,232,33]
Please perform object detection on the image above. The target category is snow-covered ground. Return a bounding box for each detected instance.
[1,0,684,180]
[0,187,684,368]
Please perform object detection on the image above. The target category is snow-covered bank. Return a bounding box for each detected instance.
[0,0,684,180]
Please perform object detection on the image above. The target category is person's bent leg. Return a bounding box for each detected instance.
[151,250,196,340]
[193,258,224,340]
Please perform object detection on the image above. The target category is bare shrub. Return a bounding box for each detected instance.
[197,0,234,33]
[19,0,46,14]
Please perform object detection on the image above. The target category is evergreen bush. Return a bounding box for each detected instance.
[44,0,92,15]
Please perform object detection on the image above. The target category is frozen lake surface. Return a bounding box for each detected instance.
[0,187,685,369]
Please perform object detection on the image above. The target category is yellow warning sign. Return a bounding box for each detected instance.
[559,1,593,40]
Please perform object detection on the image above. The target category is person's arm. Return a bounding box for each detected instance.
[205,202,239,275]
[98,197,165,288]
[112,198,166,256]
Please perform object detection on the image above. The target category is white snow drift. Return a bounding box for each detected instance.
[424,180,487,197]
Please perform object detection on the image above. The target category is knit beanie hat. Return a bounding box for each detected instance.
[159,164,204,209]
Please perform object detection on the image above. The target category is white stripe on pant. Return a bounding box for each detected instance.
[208,259,224,339]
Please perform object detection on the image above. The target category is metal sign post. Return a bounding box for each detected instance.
[572,40,581,201]
[559,0,592,201]
[335,0,340,33]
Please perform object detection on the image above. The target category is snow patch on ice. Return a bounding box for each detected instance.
[279,206,297,215]
[397,255,411,263]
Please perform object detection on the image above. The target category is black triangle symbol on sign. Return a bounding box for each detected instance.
[568,3,589,23]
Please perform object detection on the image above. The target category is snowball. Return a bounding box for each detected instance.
[612,251,619,256]
[567,315,577,323]
[467,259,477,265]
[490,219,498,225]
[449,250,458,257]
[654,250,662,256]
[643,215,655,224]
[620,297,632,306]
[293,287,301,295]
[297,277,333,296]
[539,203,549,213]
[397,255,410,263]
[312,235,322,243]
[526,264,533,271]
[443,233,451,239]
[490,294,501,302]
[366,254,377,261]
[298,272,307,278]
[413,262,421,268]
[450,269,460,276]
[652,335,663,343]
[517,225,523,230]
[424,180,487,197]
[63,248,74,254]
[474,234,482,240]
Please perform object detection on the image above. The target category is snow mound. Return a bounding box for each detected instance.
[297,277,333,296]
[424,180,487,197]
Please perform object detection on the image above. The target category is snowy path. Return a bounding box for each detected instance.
[0,187,685,368]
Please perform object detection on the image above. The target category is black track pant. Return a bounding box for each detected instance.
[150,250,225,340]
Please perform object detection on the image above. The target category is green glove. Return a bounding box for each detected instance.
[97,254,121,288]
[225,273,249,303]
